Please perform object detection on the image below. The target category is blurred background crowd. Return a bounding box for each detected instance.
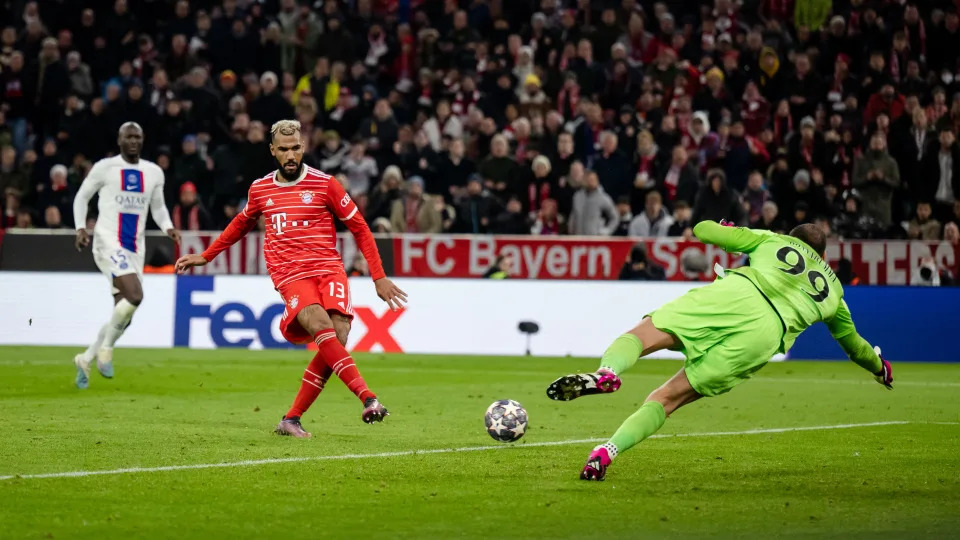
[2,0,960,246]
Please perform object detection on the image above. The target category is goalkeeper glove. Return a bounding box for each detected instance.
[873,346,893,390]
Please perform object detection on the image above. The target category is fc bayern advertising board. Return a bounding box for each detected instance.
[1,272,958,362]
[173,232,959,285]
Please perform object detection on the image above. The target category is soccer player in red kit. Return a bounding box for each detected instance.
[175,120,408,438]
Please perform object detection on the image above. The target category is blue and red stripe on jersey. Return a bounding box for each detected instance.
[118,213,139,251]
[118,169,143,251]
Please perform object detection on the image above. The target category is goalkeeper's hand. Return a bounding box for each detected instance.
[873,346,893,389]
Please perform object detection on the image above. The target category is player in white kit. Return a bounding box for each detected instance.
[72,122,181,389]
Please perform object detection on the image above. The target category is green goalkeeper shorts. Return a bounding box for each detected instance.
[649,275,784,397]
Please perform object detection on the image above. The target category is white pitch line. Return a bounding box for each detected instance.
[754,377,960,388]
[1,421,944,482]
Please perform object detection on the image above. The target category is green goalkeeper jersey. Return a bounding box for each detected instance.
[692,221,857,354]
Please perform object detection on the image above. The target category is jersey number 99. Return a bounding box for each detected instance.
[776,246,830,303]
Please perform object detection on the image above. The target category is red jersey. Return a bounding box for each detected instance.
[201,165,385,288]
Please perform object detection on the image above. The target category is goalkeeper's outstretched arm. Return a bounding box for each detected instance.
[825,300,891,387]
[693,220,767,254]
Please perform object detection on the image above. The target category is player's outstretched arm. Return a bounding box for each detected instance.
[826,300,893,389]
[692,220,766,254]
[175,210,257,274]
[328,177,408,311]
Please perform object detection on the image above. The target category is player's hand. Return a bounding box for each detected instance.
[375,278,408,312]
[74,229,90,251]
[719,219,736,227]
[873,346,893,390]
[175,254,208,274]
[166,228,182,244]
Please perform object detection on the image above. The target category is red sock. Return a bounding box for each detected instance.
[313,329,376,403]
[285,352,334,419]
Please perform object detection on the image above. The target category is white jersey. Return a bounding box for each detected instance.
[73,155,174,254]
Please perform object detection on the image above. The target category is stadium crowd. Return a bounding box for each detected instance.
[2,0,960,244]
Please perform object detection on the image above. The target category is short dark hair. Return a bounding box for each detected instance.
[790,223,827,256]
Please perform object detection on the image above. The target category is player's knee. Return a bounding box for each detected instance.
[298,305,333,335]
[334,322,350,346]
[125,290,143,306]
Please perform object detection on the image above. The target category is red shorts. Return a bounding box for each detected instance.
[277,274,352,344]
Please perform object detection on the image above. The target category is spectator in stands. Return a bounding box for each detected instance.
[864,83,906,127]
[908,201,942,241]
[693,169,744,225]
[172,181,213,231]
[530,197,564,236]
[667,201,694,239]
[834,191,881,240]
[628,190,674,238]
[479,134,518,200]
[38,164,73,226]
[0,146,27,196]
[15,208,33,228]
[456,175,498,234]
[569,170,617,236]
[853,132,901,230]
[491,196,529,235]
[658,145,699,209]
[423,100,463,153]
[790,169,827,220]
[315,131,349,174]
[612,196,632,237]
[389,176,440,234]
[754,200,786,233]
[438,138,476,199]
[618,243,666,281]
[366,165,403,223]
[341,139,378,197]
[920,125,960,224]
[43,205,67,228]
[742,171,770,226]
[945,222,960,246]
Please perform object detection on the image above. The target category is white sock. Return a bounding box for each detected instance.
[82,324,108,360]
[102,299,138,349]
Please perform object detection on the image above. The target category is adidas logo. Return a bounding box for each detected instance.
[265,199,274,207]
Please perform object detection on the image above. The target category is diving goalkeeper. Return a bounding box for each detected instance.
[547,221,894,481]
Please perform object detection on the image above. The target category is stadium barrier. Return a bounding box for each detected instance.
[1,272,957,362]
[1,230,957,285]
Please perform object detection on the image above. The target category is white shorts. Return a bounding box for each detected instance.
[93,245,145,294]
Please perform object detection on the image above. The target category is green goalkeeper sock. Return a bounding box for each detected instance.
[599,334,643,375]
[607,401,667,457]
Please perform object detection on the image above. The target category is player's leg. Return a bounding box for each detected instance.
[279,310,351,432]
[296,303,387,423]
[75,249,141,388]
[547,317,679,401]
[581,368,701,480]
[95,274,144,377]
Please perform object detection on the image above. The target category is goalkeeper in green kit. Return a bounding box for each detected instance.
[546,221,894,481]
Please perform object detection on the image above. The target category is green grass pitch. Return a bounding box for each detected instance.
[0,347,958,539]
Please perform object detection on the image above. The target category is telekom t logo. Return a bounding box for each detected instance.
[271,213,287,235]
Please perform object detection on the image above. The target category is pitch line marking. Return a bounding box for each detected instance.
[3,421,953,482]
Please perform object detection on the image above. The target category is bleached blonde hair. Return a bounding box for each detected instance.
[270,119,302,140]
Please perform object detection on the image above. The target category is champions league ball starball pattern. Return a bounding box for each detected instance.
[484,400,528,443]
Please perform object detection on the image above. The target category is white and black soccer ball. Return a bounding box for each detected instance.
[484,399,528,443]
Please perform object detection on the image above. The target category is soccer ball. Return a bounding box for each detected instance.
[484,399,528,443]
